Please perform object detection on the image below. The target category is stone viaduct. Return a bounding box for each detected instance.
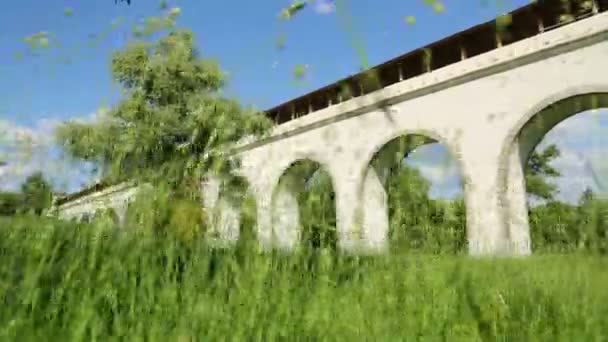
[50,1,608,256]
[48,182,144,225]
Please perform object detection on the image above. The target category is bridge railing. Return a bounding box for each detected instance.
[264,0,606,126]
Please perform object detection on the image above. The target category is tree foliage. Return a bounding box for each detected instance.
[0,172,53,216]
[526,144,561,201]
[385,162,467,253]
[0,192,22,216]
[20,172,54,215]
[298,167,337,250]
[55,30,272,194]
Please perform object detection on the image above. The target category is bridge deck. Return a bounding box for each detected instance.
[265,0,608,124]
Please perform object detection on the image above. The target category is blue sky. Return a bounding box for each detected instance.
[0,0,606,203]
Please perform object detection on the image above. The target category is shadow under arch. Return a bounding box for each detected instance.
[357,131,467,253]
[512,93,608,164]
[271,158,338,251]
[217,173,259,248]
[500,91,608,254]
[357,128,469,202]
[80,213,92,223]
[200,172,260,248]
[93,207,120,225]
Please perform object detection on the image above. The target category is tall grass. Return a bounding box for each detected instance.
[1,213,607,340]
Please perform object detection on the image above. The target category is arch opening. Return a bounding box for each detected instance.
[80,213,92,223]
[92,207,120,225]
[361,134,467,254]
[123,201,137,226]
[508,93,608,254]
[271,160,337,252]
[199,172,260,249]
[216,174,259,249]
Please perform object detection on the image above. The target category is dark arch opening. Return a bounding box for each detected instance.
[92,208,120,225]
[272,159,337,251]
[516,94,608,161]
[123,201,136,226]
[80,213,92,223]
[515,93,608,253]
[364,134,467,254]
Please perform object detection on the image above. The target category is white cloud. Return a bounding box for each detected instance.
[548,149,593,203]
[313,0,335,14]
[0,165,7,180]
[544,149,608,203]
[0,118,57,147]
[0,114,102,193]
[537,110,608,203]
[405,144,463,199]
[540,109,608,148]
[415,162,459,185]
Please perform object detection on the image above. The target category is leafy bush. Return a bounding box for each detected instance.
[167,198,207,244]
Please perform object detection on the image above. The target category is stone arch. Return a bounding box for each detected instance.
[92,207,120,225]
[355,129,466,252]
[503,88,608,164]
[80,213,92,223]
[122,201,135,225]
[358,128,469,192]
[121,200,140,227]
[219,173,259,245]
[201,172,259,247]
[271,158,338,251]
[501,89,608,254]
[503,84,608,146]
[106,208,121,225]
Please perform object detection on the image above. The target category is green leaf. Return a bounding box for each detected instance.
[168,7,181,17]
[432,2,445,13]
[280,1,307,20]
[293,64,308,79]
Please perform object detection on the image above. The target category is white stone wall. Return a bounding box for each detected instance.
[51,182,142,224]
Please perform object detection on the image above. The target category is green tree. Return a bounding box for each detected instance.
[299,168,337,250]
[575,187,608,252]
[526,144,561,201]
[578,187,595,208]
[529,200,579,252]
[55,29,272,196]
[386,163,435,250]
[20,172,53,215]
[0,192,22,216]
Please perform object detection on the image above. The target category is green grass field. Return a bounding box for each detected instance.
[1,215,607,340]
